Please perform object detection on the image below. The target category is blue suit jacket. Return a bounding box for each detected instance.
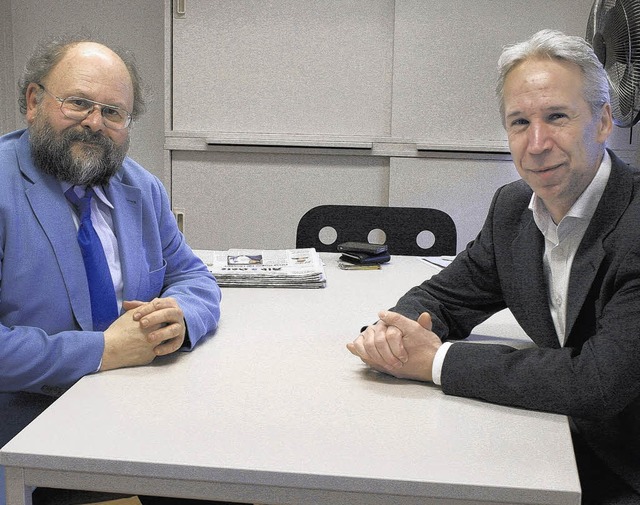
[393,150,640,494]
[0,129,221,444]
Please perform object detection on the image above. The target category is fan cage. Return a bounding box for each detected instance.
[587,0,640,127]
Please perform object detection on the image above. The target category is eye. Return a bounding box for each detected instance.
[548,112,568,121]
[64,97,92,110]
[102,106,123,119]
[508,118,529,131]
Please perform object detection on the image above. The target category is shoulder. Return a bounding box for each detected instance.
[0,129,27,162]
[0,129,25,148]
[608,148,640,187]
[494,178,532,204]
[118,156,160,184]
[0,130,35,191]
[594,150,640,251]
[115,157,166,197]
[485,178,533,229]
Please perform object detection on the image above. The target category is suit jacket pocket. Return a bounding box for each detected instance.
[143,260,167,301]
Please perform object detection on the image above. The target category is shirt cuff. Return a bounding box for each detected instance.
[432,341,453,385]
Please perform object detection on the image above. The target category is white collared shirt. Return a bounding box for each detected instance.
[432,151,612,384]
[62,182,124,313]
[531,151,611,346]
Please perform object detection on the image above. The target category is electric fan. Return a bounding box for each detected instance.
[586,0,640,128]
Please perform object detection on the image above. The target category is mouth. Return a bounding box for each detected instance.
[72,140,104,151]
[530,163,563,174]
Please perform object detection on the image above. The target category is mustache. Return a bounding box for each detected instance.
[64,129,114,148]
[29,113,129,187]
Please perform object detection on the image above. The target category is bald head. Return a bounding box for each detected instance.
[18,36,145,119]
[40,42,134,117]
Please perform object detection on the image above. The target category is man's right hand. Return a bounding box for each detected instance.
[347,311,442,382]
[100,301,161,371]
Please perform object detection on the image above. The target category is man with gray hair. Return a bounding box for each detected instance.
[349,29,640,504]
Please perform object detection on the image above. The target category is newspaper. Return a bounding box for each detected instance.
[202,248,326,288]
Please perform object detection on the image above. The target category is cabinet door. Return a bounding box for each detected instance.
[391,0,594,146]
[171,0,394,136]
[171,151,389,250]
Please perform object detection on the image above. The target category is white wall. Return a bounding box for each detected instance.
[3,0,164,181]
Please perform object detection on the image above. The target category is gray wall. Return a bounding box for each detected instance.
[166,0,640,252]
[1,0,164,181]
[0,0,14,132]
[2,0,639,252]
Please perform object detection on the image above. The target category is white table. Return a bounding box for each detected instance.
[1,254,581,505]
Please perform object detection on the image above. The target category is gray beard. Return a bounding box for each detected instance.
[29,116,129,187]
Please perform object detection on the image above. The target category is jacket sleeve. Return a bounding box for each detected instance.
[391,186,509,341]
[151,176,221,349]
[440,243,640,421]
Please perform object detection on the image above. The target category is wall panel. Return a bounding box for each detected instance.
[172,151,389,250]
[168,0,637,251]
[171,0,394,136]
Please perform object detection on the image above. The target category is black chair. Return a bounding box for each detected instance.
[296,205,457,256]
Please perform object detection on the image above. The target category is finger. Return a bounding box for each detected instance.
[384,323,408,364]
[361,323,405,369]
[417,312,433,331]
[138,304,184,329]
[347,338,397,376]
[373,312,409,364]
[378,310,422,336]
[348,332,373,360]
[346,341,359,356]
[131,298,179,321]
[349,329,389,367]
[147,320,184,345]
[122,300,145,312]
[152,333,185,356]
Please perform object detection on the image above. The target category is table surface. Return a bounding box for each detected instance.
[1,253,581,505]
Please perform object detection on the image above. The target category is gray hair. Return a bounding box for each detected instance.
[496,29,610,125]
[18,35,147,120]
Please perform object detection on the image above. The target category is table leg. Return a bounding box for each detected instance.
[4,467,31,505]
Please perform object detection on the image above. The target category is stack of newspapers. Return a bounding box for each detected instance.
[200,248,326,288]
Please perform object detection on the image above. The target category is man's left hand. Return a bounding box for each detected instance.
[124,297,186,356]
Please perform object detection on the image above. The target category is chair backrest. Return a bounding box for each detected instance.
[296,205,457,256]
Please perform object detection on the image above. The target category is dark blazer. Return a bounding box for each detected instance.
[393,149,640,494]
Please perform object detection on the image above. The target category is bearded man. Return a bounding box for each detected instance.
[0,37,225,505]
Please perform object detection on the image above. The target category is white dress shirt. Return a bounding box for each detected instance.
[432,151,612,385]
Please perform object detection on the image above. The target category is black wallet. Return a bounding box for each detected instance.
[338,242,390,264]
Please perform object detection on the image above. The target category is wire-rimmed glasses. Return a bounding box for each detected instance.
[37,83,132,130]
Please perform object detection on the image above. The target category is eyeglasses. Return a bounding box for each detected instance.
[37,83,132,130]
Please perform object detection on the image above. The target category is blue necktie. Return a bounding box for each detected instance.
[65,187,119,331]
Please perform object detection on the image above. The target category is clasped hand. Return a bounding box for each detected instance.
[347,311,442,382]
[101,297,186,371]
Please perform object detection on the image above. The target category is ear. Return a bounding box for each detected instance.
[24,83,41,124]
[596,102,614,143]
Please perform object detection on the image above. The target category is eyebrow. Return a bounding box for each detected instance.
[506,105,570,120]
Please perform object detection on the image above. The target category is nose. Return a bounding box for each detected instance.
[527,121,553,154]
[80,105,105,132]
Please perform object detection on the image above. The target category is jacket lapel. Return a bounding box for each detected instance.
[17,132,94,330]
[564,151,635,338]
[510,212,560,348]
